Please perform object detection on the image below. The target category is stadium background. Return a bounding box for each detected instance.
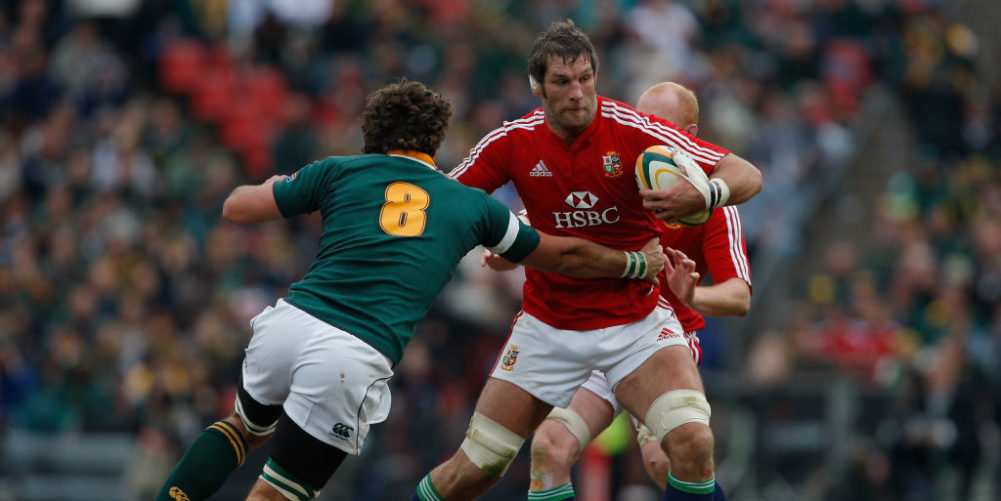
[0,0,999,500]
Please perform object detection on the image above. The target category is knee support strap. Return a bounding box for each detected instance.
[460,412,525,478]
[236,386,280,437]
[644,389,711,442]
[545,407,592,448]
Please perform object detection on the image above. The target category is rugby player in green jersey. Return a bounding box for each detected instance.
[155,79,664,501]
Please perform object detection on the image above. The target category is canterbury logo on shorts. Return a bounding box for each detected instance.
[330,423,354,439]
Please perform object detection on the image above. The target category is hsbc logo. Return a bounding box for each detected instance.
[554,191,620,229]
[565,191,598,209]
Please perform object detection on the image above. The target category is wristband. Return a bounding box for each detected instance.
[707,178,731,209]
[620,251,648,279]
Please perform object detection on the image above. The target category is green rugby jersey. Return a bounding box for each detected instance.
[271,151,539,364]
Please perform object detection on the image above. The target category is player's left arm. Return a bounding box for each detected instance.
[483,206,664,283]
[640,152,762,222]
[664,247,750,316]
[705,152,762,205]
[520,233,664,284]
[691,276,751,317]
[222,175,287,225]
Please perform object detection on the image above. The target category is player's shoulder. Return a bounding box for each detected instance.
[597,96,683,135]
[467,109,544,151]
[500,109,546,133]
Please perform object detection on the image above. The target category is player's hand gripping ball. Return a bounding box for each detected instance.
[635,145,712,225]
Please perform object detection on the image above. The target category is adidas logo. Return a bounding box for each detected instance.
[657,328,681,342]
[530,160,553,177]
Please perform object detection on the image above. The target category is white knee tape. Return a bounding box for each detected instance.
[644,390,711,442]
[460,412,525,477]
[546,407,592,448]
[635,423,658,446]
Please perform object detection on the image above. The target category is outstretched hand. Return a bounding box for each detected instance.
[638,237,665,285]
[663,247,699,304]
[481,249,519,272]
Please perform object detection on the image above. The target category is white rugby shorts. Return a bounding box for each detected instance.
[489,301,685,408]
[580,330,702,415]
[241,299,393,455]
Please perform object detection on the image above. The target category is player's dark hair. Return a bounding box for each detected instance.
[361,79,453,156]
[528,20,598,90]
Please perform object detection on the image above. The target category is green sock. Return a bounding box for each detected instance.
[529,482,576,501]
[414,474,444,501]
[156,421,249,501]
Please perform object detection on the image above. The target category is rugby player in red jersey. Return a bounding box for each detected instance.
[409,20,761,501]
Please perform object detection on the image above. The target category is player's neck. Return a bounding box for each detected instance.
[546,121,585,147]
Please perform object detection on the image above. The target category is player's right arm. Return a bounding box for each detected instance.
[665,207,752,316]
[664,247,750,316]
[221,175,288,224]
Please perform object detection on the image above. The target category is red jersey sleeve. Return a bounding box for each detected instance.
[448,111,545,192]
[701,206,752,290]
[601,97,730,176]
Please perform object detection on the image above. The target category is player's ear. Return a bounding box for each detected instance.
[686,124,698,136]
[529,75,543,97]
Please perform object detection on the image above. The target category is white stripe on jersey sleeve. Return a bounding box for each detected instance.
[600,102,725,165]
[449,113,544,179]
[486,211,522,255]
[723,206,751,284]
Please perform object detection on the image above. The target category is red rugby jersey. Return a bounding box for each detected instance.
[450,96,729,330]
[660,205,752,332]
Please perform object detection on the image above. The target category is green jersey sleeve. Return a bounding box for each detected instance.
[272,159,336,217]
[481,195,540,263]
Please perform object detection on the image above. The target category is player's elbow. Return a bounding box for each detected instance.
[732,299,751,317]
[732,287,752,316]
[749,164,763,197]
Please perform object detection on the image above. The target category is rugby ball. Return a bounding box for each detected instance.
[635,145,712,225]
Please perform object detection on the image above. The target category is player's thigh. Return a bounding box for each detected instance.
[253,410,350,499]
[474,377,553,438]
[284,329,393,456]
[246,300,395,455]
[613,344,704,422]
[488,312,598,409]
[572,373,619,436]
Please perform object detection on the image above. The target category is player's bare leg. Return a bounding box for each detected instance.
[244,477,285,501]
[413,378,552,501]
[529,387,615,499]
[616,345,721,499]
[636,424,671,490]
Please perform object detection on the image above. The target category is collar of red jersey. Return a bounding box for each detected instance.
[387,150,436,170]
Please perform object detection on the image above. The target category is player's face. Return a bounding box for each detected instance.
[539,55,597,140]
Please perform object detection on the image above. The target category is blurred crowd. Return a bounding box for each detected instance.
[0,0,998,500]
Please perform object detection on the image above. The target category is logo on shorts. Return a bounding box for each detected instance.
[168,487,191,501]
[500,345,520,371]
[657,328,681,342]
[330,423,354,439]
